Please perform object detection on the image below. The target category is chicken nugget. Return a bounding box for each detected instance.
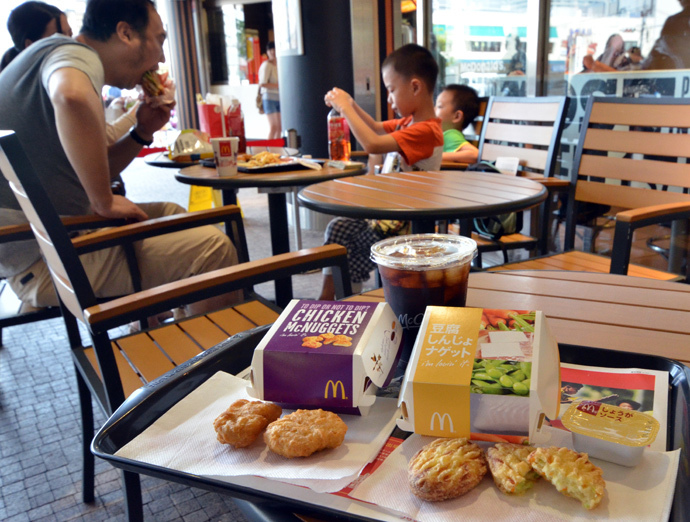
[264,409,347,458]
[486,443,540,495]
[333,335,352,342]
[408,437,487,502]
[302,336,323,343]
[332,341,352,347]
[302,340,322,349]
[213,399,282,448]
[528,446,605,509]
[320,332,335,340]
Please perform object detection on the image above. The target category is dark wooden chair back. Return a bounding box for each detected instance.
[477,96,568,177]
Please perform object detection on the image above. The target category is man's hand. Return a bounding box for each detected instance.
[93,195,149,222]
[324,87,353,113]
[135,100,174,141]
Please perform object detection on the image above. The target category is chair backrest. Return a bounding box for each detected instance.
[464,96,489,148]
[0,131,96,322]
[477,96,569,177]
[564,96,690,248]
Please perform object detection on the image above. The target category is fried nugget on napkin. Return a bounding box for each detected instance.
[213,399,282,448]
[486,443,541,495]
[528,446,605,509]
[264,409,347,458]
[408,437,487,502]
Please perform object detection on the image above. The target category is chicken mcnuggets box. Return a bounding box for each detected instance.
[397,306,560,444]
[247,300,403,415]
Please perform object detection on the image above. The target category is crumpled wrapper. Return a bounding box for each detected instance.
[169,129,214,161]
[142,72,176,108]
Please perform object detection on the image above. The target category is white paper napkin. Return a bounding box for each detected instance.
[350,434,680,522]
[116,371,400,490]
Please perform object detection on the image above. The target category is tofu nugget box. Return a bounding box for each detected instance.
[397,306,561,444]
[247,300,403,415]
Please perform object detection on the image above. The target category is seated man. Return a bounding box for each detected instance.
[0,0,239,316]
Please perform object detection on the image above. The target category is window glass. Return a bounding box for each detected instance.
[431,0,531,98]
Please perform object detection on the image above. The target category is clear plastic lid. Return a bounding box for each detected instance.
[562,400,660,448]
[370,234,477,271]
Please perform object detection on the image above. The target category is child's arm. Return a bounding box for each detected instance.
[442,142,479,164]
[325,88,399,155]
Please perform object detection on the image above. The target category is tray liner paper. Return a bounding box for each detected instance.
[350,433,680,522]
[115,372,399,490]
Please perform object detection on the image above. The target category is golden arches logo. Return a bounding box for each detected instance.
[324,380,347,399]
[430,412,454,432]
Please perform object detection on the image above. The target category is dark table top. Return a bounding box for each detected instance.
[297,169,548,221]
[175,163,366,190]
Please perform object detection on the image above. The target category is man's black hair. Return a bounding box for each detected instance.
[382,43,439,93]
[266,41,275,51]
[80,0,154,42]
[441,84,480,130]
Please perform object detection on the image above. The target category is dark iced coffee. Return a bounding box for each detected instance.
[371,234,477,373]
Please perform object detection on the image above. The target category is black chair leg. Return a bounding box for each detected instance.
[76,367,95,503]
[122,470,143,522]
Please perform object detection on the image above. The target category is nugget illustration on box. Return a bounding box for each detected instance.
[397,306,561,443]
[248,300,403,415]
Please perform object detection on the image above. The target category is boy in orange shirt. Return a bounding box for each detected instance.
[319,44,443,300]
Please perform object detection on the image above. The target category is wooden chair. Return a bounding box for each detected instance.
[470,96,569,267]
[488,95,690,282]
[0,130,352,521]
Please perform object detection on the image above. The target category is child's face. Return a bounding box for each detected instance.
[434,90,460,125]
[382,65,417,117]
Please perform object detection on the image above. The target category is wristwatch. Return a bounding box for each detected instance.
[129,127,153,147]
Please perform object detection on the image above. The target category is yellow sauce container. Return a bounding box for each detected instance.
[562,400,660,467]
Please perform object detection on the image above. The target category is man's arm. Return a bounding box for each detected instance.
[325,88,397,154]
[48,67,147,220]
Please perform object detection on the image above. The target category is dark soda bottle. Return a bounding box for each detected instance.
[327,107,351,161]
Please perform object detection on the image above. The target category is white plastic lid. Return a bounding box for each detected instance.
[370,234,477,271]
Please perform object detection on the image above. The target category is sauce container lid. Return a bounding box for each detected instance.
[562,400,660,448]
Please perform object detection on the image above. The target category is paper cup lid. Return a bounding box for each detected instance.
[370,234,477,270]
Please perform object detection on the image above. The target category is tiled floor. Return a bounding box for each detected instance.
[1,159,684,521]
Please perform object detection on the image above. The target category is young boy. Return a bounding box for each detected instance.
[434,84,480,164]
[318,43,443,300]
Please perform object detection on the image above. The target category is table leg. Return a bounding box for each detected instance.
[411,220,436,234]
[267,192,293,307]
[221,189,238,206]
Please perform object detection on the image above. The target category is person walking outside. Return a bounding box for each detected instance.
[259,41,281,140]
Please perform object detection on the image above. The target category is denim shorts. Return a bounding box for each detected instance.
[263,99,280,114]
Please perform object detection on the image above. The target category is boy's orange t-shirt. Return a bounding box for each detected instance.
[382,116,444,168]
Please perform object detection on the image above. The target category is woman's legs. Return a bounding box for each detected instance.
[266,111,282,140]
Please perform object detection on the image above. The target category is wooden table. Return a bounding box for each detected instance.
[297,169,547,234]
[350,270,690,367]
[176,163,365,307]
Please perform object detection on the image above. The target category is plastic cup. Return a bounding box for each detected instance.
[370,234,477,372]
[211,137,239,177]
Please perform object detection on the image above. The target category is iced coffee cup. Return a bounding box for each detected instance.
[370,234,477,372]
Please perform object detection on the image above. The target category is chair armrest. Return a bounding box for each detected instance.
[615,202,690,225]
[83,244,350,331]
[350,150,369,159]
[0,215,124,243]
[72,206,242,254]
[534,177,569,190]
[441,161,469,170]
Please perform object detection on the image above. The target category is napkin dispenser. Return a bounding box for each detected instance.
[247,300,403,415]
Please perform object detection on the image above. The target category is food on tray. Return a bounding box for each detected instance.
[486,443,541,495]
[528,446,606,509]
[237,151,287,168]
[264,409,347,458]
[408,437,487,501]
[213,399,282,448]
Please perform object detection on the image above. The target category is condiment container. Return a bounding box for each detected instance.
[562,400,660,467]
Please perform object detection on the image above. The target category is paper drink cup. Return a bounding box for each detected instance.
[211,137,239,177]
[370,234,477,372]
